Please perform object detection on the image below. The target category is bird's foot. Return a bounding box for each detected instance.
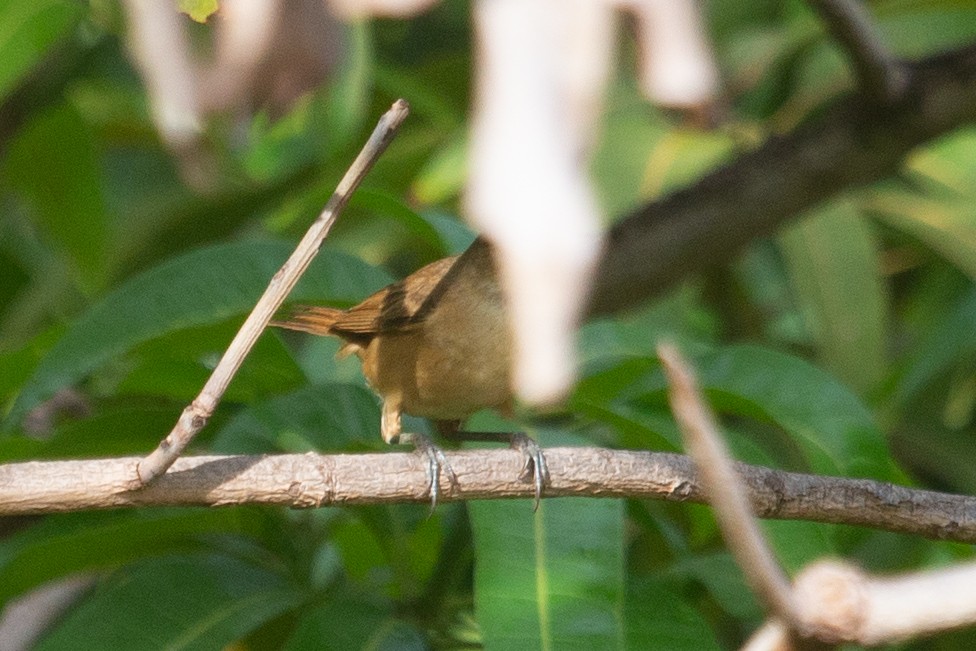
[400,432,459,513]
[436,423,549,511]
[510,433,550,511]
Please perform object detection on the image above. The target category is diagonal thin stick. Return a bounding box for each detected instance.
[807,0,906,102]
[658,343,800,626]
[135,99,411,486]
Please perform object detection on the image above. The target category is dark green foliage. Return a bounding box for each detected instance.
[2,1,976,649]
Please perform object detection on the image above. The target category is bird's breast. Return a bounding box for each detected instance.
[358,272,511,420]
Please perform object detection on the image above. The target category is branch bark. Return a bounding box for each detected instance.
[587,42,976,316]
[2,449,975,542]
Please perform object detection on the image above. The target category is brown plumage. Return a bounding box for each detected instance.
[271,239,513,445]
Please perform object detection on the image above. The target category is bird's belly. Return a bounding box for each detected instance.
[360,327,511,420]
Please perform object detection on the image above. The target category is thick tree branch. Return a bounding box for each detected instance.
[2,449,975,543]
[587,42,976,316]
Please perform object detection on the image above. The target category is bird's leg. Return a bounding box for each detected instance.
[383,398,457,511]
[435,420,550,510]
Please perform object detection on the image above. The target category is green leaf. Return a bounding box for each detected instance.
[243,22,371,182]
[34,553,304,651]
[669,552,761,621]
[778,200,888,393]
[113,318,306,403]
[5,240,389,428]
[625,579,721,650]
[760,519,836,573]
[0,0,81,102]
[869,187,976,280]
[890,287,976,406]
[696,346,899,479]
[412,130,466,204]
[318,20,373,159]
[282,599,425,651]
[0,325,61,409]
[878,6,976,59]
[178,0,218,23]
[578,346,899,479]
[212,384,381,454]
[420,210,477,256]
[0,509,267,604]
[470,428,625,651]
[904,127,976,192]
[0,406,178,462]
[348,188,448,255]
[5,104,110,291]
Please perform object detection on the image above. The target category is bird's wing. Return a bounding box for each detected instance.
[332,255,461,336]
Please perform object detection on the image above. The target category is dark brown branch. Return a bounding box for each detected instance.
[587,42,976,316]
[2,449,975,543]
[808,0,906,101]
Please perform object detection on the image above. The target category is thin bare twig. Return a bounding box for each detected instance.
[660,345,976,648]
[135,99,410,486]
[1,448,974,542]
[807,0,906,102]
[659,344,799,623]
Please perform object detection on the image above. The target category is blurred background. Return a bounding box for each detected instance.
[2,0,976,648]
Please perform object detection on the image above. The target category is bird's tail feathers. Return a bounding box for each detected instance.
[270,305,344,336]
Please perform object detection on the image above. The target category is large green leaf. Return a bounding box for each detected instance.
[0,406,178,462]
[5,103,109,292]
[211,384,381,454]
[692,346,898,478]
[0,0,80,102]
[904,127,976,192]
[869,187,976,280]
[5,239,390,429]
[34,554,304,651]
[471,497,625,651]
[470,428,625,651]
[282,598,425,651]
[625,579,721,650]
[0,509,268,605]
[778,200,888,393]
[111,318,307,404]
[575,345,899,480]
[889,286,976,407]
[668,552,761,621]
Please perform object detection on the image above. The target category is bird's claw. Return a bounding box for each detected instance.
[510,433,550,511]
[402,432,459,514]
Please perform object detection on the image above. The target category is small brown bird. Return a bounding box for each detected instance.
[272,238,548,507]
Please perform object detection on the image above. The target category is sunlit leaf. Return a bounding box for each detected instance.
[869,187,976,280]
[779,200,888,393]
[177,0,218,23]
